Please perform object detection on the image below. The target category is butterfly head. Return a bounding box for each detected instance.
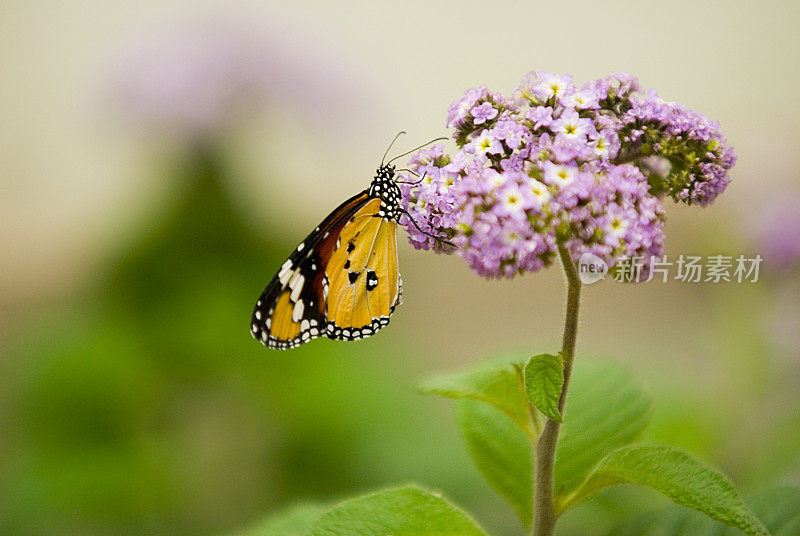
[369,164,402,221]
[374,164,396,181]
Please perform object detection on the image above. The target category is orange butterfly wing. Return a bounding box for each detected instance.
[251,191,371,349]
[252,167,406,350]
[324,199,401,340]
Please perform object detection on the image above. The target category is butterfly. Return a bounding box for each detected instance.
[250,133,447,350]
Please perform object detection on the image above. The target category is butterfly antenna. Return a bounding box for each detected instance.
[386,137,448,166]
[400,208,455,247]
[381,131,407,166]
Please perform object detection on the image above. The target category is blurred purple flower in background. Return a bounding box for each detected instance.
[752,192,800,275]
[399,71,736,280]
[743,188,800,364]
[111,12,364,139]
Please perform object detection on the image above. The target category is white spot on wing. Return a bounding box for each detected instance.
[288,272,305,302]
[279,261,294,285]
[292,300,305,322]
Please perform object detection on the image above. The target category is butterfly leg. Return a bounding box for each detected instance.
[399,207,454,247]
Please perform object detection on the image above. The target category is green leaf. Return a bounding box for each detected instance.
[609,485,800,535]
[569,445,768,536]
[239,504,327,536]
[418,359,530,432]
[457,399,532,527]
[605,508,731,536]
[776,517,800,536]
[523,353,563,423]
[306,486,488,536]
[555,361,651,493]
[746,486,800,535]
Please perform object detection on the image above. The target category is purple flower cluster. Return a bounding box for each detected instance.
[399,71,735,279]
[621,90,736,206]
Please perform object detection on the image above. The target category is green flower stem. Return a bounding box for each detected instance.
[532,244,582,536]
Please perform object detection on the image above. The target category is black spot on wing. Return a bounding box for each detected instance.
[365,270,378,291]
[348,271,360,285]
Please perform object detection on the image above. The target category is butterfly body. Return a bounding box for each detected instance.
[251,165,403,350]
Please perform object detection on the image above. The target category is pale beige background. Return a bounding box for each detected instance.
[2,0,798,375]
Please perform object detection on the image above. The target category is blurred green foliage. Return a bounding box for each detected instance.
[0,148,473,536]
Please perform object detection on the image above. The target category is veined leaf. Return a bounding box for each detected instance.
[609,485,800,535]
[523,353,563,423]
[419,358,531,433]
[606,507,736,536]
[555,360,651,494]
[457,399,532,527]
[568,445,768,536]
[306,486,488,536]
[237,504,326,536]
